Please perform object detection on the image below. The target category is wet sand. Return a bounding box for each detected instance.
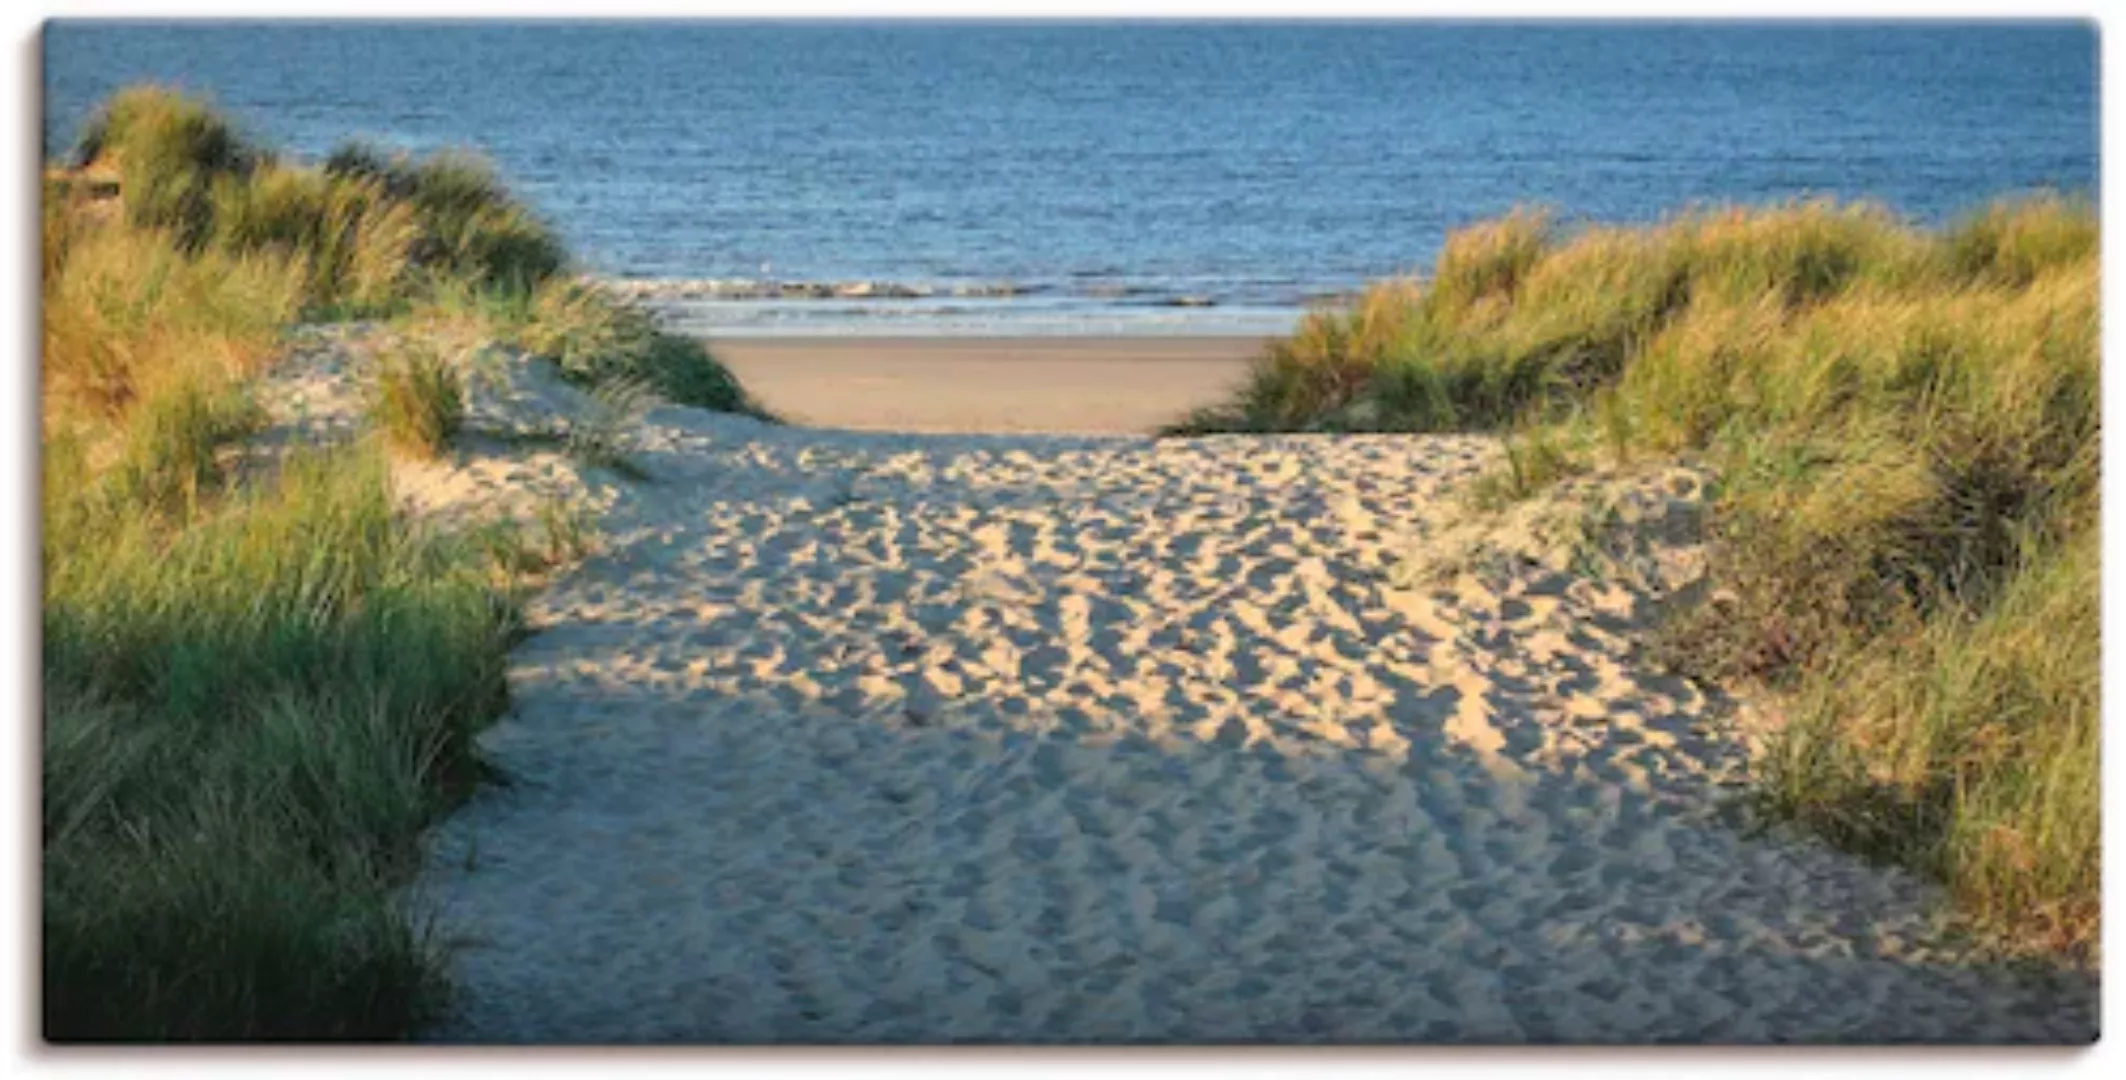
[709,336,1267,434]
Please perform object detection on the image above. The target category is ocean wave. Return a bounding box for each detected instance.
[595,275,1375,314]
[600,277,1038,301]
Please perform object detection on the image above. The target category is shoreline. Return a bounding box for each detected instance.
[603,273,1363,307]
[608,274,1326,341]
[706,335,1267,435]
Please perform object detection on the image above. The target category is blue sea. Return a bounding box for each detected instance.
[43,21,2098,336]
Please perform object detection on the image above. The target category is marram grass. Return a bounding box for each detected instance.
[1183,195,2100,960]
[41,86,763,1039]
[370,339,466,459]
[42,445,515,1039]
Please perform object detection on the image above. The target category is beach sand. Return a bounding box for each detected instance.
[260,329,2095,1043]
[710,336,1265,434]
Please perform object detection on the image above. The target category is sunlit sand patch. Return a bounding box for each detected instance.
[238,331,2103,1043]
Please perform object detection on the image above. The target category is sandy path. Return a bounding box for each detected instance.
[711,336,1263,434]
[400,390,2095,1044]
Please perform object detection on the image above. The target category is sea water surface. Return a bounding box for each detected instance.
[44,21,2098,336]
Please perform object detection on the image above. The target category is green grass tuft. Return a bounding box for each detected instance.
[369,342,465,459]
[209,164,420,317]
[511,277,772,415]
[75,85,264,251]
[325,143,568,294]
[43,446,516,1039]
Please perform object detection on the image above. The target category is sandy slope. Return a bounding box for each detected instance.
[264,330,2095,1043]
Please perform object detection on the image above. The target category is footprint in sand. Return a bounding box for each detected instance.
[381,395,2094,1044]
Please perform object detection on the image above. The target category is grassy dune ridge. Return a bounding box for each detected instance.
[41,87,762,1039]
[1181,197,2099,959]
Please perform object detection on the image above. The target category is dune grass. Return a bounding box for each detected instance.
[322,143,567,296]
[513,277,769,414]
[1181,196,2100,960]
[42,448,516,1039]
[74,85,263,251]
[41,86,763,1039]
[369,340,466,459]
[399,274,775,417]
[72,87,565,321]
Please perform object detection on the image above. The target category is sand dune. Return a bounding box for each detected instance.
[263,330,2094,1043]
